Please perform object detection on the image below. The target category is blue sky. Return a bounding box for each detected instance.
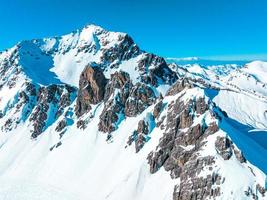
[0,0,267,60]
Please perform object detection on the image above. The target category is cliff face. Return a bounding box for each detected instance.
[0,25,266,200]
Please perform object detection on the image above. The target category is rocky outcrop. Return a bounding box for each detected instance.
[55,119,67,132]
[99,72,157,134]
[127,118,152,153]
[147,87,224,200]
[215,136,233,160]
[125,83,156,117]
[50,141,63,151]
[233,148,246,163]
[2,118,15,132]
[103,71,132,103]
[98,71,131,133]
[56,86,75,118]
[256,184,266,196]
[173,156,221,200]
[101,34,140,66]
[77,119,87,130]
[75,66,107,117]
[153,100,163,119]
[30,84,75,138]
[98,100,124,133]
[215,135,247,163]
[138,53,177,86]
[166,78,193,96]
[146,83,252,200]
[195,97,208,115]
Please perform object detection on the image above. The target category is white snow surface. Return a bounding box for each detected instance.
[0,101,176,200]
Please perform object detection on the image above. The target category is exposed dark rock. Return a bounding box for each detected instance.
[244,184,265,199]
[19,91,29,104]
[75,66,107,117]
[147,149,170,174]
[98,100,123,133]
[125,83,156,117]
[55,119,67,132]
[50,141,63,151]
[147,92,225,200]
[166,78,193,96]
[137,120,149,135]
[98,71,131,133]
[127,116,155,152]
[105,134,114,143]
[2,118,14,132]
[173,156,221,200]
[7,76,18,89]
[25,82,37,96]
[153,100,163,119]
[135,134,146,153]
[147,99,194,173]
[204,122,219,135]
[175,124,206,146]
[100,34,140,64]
[233,148,246,163]
[245,186,253,197]
[77,119,86,129]
[127,130,137,146]
[215,136,233,160]
[217,107,228,118]
[59,130,66,139]
[256,183,266,196]
[30,84,75,138]
[30,104,48,138]
[135,119,150,152]
[49,146,54,151]
[195,97,208,115]
[103,71,132,102]
[137,53,177,86]
[56,85,75,118]
[56,141,62,148]
[15,91,30,111]
[179,107,194,129]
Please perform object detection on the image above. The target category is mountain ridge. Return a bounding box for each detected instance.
[0,24,266,200]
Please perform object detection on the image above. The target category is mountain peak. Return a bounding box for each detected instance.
[0,25,267,200]
[83,24,104,31]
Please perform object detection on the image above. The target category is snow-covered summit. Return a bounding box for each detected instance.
[243,61,267,84]
[1,24,177,88]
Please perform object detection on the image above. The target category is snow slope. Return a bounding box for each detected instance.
[0,103,175,200]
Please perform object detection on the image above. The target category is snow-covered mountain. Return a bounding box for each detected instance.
[166,57,248,66]
[0,24,266,200]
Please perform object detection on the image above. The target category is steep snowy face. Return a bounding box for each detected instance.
[50,25,142,86]
[0,25,266,200]
[3,25,138,86]
[4,24,176,88]
[224,61,267,97]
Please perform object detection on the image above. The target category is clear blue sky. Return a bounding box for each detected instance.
[0,0,267,60]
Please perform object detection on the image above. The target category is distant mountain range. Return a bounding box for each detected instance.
[165,56,252,66]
